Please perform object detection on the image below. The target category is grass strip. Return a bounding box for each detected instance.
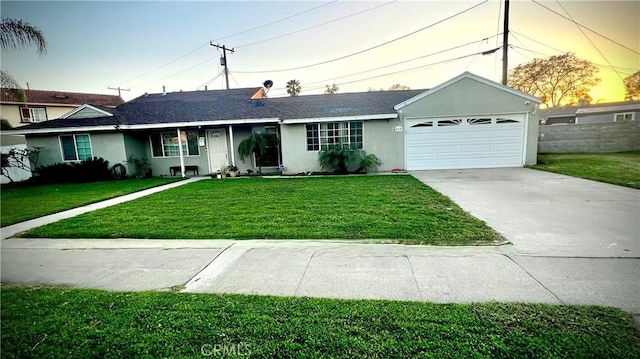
[531,151,640,189]
[2,287,639,358]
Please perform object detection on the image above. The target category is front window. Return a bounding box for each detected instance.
[150,131,199,157]
[306,121,363,151]
[20,107,47,122]
[60,134,92,161]
[614,113,635,122]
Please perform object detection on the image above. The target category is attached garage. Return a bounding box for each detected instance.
[395,72,540,170]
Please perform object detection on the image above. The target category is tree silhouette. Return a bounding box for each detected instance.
[508,53,600,108]
[0,18,48,101]
[286,79,301,97]
[324,83,339,94]
[623,71,640,101]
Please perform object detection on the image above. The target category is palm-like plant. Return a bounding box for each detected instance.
[286,79,301,97]
[1,18,48,101]
[237,131,279,175]
[318,144,361,174]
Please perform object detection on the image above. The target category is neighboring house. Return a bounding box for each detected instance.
[0,89,124,128]
[1,89,124,183]
[6,72,540,177]
[539,100,640,125]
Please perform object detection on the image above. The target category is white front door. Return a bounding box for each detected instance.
[206,129,229,173]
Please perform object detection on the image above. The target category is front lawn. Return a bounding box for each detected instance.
[1,178,181,227]
[21,176,501,245]
[531,151,640,189]
[2,287,638,358]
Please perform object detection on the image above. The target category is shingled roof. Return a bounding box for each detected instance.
[0,89,124,107]
[10,87,427,132]
[113,87,425,124]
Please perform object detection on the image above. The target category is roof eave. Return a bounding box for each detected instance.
[282,113,397,124]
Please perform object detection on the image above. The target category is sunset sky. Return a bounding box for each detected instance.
[1,0,638,102]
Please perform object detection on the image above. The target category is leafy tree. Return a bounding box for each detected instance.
[286,79,301,96]
[508,53,600,108]
[367,84,410,91]
[237,131,279,175]
[388,84,410,91]
[0,18,47,102]
[324,83,339,94]
[623,70,640,100]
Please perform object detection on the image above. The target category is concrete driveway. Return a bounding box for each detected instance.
[411,168,640,258]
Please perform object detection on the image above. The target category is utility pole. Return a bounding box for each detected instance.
[210,42,234,89]
[108,86,130,98]
[502,0,510,85]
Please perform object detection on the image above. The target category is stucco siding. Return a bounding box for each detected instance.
[90,133,128,168]
[280,124,316,174]
[1,104,77,128]
[399,77,539,165]
[26,135,68,166]
[280,119,403,174]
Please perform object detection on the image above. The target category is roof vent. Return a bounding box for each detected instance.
[55,95,67,99]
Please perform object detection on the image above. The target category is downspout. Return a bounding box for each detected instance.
[177,128,186,177]
[228,125,235,165]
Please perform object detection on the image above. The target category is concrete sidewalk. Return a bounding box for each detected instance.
[2,238,638,314]
[0,177,206,240]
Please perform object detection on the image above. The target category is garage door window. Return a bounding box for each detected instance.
[437,119,463,126]
[468,118,492,125]
[306,121,363,151]
[496,118,520,124]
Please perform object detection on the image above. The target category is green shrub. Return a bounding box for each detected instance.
[318,145,383,174]
[34,157,112,184]
[71,157,111,182]
[33,163,74,183]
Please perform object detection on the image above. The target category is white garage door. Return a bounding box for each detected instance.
[406,114,525,170]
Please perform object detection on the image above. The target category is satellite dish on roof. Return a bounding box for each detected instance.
[263,80,273,89]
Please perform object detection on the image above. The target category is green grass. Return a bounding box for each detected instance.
[531,151,640,189]
[1,178,181,227]
[2,287,638,358]
[21,176,501,245]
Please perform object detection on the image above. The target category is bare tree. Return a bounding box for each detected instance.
[1,146,42,183]
[508,53,600,108]
[623,70,640,101]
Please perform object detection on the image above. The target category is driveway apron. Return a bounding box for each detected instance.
[411,168,640,258]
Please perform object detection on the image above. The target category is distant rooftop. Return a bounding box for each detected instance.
[0,89,124,107]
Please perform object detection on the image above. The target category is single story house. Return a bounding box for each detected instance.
[6,72,540,177]
[539,100,640,125]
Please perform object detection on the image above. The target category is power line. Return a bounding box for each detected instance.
[194,72,225,90]
[233,0,488,74]
[213,0,338,42]
[555,0,624,82]
[130,56,217,89]
[531,0,639,55]
[234,0,397,48]
[117,42,210,85]
[300,49,494,92]
[302,35,500,87]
